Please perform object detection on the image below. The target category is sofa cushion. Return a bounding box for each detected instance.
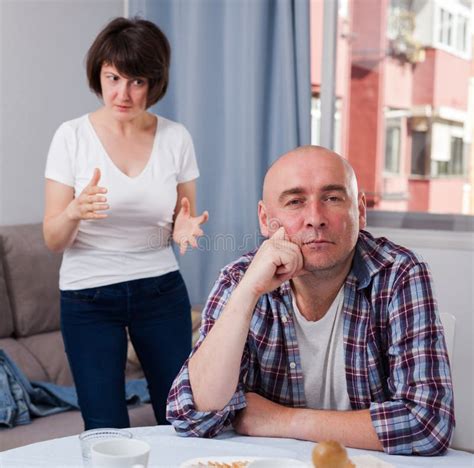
[0,256,14,338]
[16,331,143,386]
[0,403,155,451]
[0,337,48,382]
[0,223,62,337]
[0,410,84,452]
[19,331,73,386]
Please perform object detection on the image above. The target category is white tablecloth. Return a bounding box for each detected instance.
[1,425,472,467]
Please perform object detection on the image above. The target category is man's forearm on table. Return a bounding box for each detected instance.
[286,408,383,451]
[189,283,259,411]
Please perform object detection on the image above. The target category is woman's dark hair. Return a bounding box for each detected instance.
[86,17,170,107]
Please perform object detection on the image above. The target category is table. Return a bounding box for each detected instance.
[1,426,473,467]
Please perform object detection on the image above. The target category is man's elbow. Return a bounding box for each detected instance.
[172,421,217,439]
[375,410,454,456]
[167,410,224,439]
[413,439,450,456]
[410,417,454,456]
[415,430,452,456]
[168,418,203,438]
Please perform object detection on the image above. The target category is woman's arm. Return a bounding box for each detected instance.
[174,180,197,218]
[43,179,80,252]
[43,168,108,252]
[172,180,208,254]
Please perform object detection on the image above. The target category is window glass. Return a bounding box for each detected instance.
[457,15,468,53]
[311,95,342,153]
[384,119,401,174]
[311,96,321,146]
[439,8,454,47]
[411,131,428,176]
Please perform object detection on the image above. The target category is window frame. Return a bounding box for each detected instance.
[433,0,471,59]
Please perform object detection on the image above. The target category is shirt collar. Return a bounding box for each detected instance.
[349,230,395,290]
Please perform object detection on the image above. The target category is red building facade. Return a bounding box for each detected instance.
[311,0,472,214]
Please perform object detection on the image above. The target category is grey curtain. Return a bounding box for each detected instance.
[130,0,311,305]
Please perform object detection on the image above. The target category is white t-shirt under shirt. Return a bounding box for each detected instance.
[45,114,199,291]
[292,286,351,411]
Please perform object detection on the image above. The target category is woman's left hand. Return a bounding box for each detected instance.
[173,197,209,255]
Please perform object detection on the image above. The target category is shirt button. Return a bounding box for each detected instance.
[289,362,296,369]
[282,316,288,323]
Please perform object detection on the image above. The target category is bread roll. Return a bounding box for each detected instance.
[311,440,355,468]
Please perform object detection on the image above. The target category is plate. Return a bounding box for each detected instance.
[179,454,392,468]
[352,455,395,468]
[179,456,259,468]
[248,458,308,467]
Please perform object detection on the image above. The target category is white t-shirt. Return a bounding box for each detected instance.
[45,114,199,290]
[292,287,351,410]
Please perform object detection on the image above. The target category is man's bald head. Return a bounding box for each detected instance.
[257,145,366,274]
[262,146,359,204]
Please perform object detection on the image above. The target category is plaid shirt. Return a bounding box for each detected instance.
[167,230,455,456]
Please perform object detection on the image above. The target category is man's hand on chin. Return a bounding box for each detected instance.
[233,392,292,438]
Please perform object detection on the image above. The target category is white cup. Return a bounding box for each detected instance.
[90,438,151,468]
[79,428,133,466]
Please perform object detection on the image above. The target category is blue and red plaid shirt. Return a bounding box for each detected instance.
[167,230,455,456]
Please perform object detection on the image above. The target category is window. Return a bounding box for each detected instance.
[311,96,321,146]
[311,96,342,154]
[430,123,467,177]
[431,136,465,177]
[384,118,402,174]
[435,5,470,56]
[411,131,428,176]
[387,0,415,41]
[438,8,454,47]
[457,15,468,53]
[338,0,349,18]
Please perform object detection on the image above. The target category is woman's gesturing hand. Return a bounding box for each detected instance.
[173,197,209,255]
[66,168,109,221]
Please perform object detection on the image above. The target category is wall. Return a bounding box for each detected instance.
[407,178,430,211]
[369,226,474,452]
[429,178,468,214]
[412,0,434,46]
[413,48,471,110]
[433,49,470,110]
[0,0,125,225]
[412,48,436,105]
[384,58,413,109]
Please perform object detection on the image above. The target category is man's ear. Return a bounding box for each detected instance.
[258,201,270,238]
[358,192,367,229]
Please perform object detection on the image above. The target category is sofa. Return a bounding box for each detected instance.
[0,223,157,451]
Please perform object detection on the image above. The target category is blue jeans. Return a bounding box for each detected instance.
[60,271,191,429]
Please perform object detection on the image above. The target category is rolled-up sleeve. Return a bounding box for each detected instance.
[370,262,455,455]
[166,266,249,437]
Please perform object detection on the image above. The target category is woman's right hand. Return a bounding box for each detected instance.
[66,168,109,220]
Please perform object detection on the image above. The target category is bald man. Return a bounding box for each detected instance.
[167,146,454,455]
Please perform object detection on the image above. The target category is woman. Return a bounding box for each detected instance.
[43,17,208,429]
